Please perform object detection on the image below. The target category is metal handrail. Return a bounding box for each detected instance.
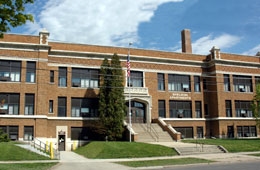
[147,123,159,142]
[30,138,60,159]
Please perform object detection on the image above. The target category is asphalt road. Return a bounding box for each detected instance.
[147,161,260,170]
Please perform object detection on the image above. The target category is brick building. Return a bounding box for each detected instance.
[0,29,259,150]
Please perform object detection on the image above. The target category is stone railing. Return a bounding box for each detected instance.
[124,87,148,95]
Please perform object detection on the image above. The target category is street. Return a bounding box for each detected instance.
[146,161,260,170]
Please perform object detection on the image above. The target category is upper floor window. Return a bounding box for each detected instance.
[58,67,67,87]
[72,68,99,88]
[58,97,67,117]
[235,100,252,117]
[0,93,19,115]
[168,74,190,92]
[25,94,34,115]
[157,73,165,91]
[71,98,99,117]
[129,71,143,87]
[194,76,201,92]
[49,100,53,113]
[224,74,230,91]
[0,60,21,82]
[169,100,192,118]
[158,100,166,118]
[233,75,252,92]
[26,61,36,83]
[50,70,54,83]
[225,100,232,117]
[195,101,202,118]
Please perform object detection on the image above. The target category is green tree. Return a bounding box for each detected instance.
[0,129,9,142]
[0,0,34,38]
[99,53,126,141]
[251,83,260,129]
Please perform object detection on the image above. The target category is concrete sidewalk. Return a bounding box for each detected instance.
[49,142,260,170]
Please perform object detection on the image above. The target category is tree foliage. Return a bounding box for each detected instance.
[99,53,126,141]
[0,0,34,38]
[0,129,9,142]
[251,83,260,129]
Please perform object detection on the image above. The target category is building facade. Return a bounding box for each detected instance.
[0,29,259,150]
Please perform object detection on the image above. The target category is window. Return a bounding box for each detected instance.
[0,93,19,115]
[168,74,190,92]
[203,78,207,90]
[237,126,257,137]
[204,104,209,116]
[224,74,230,91]
[195,101,202,118]
[0,60,21,82]
[71,127,88,140]
[25,94,34,115]
[50,70,54,83]
[225,100,232,117]
[24,126,34,141]
[197,127,203,138]
[0,126,19,140]
[58,97,66,117]
[26,61,36,83]
[158,100,166,118]
[58,67,67,87]
[49,100,53,113]
[174,127,193,138]
[233,75,252,92]
[235,100,253,117]
[169,101,192,118]
[71,98,99,117]
[71,68,99,88]
[194,76,201,92]
[128,71,143,87]
[157,73,165,91]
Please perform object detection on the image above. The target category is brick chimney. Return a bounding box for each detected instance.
[181,29,192,53]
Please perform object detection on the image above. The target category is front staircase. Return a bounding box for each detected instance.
[174,144,227,155]
[132,123,174,142]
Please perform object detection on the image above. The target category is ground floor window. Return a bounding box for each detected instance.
[197,126,203,138]
[24,126,34,141]
[71,127,88,140]
[0,126,19,140]
[169,101,192,118]
[174,127,193,138]
[237,126,257,137]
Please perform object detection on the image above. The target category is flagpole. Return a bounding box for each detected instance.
[127,42,132,142]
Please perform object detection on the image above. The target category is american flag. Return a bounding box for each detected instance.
[127,54,130,77]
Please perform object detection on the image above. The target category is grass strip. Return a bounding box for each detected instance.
[183,139,260,153]
[116,158,213,167]
[0,163,58,170]
[249,153,260,157]
[75,142,177,159]
[0,142,50,161]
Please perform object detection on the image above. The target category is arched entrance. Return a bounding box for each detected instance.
[126,101,146,123]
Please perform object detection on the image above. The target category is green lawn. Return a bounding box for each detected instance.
[0,142,58,170]
[74,141,178,159]
[117,158,213,167]
[0,142,50,161]
[183,139,260,152]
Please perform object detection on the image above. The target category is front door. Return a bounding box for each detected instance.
[58,135,65,151]
[126,101,146,123]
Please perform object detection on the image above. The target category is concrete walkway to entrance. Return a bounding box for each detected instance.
[50,151,130,170]
[49,142,260,170]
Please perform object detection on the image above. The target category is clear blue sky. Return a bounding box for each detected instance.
[10,0,260,56]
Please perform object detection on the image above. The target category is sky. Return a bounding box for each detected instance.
[10,0,260,56]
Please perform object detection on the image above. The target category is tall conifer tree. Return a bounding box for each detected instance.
[99,54,125,140]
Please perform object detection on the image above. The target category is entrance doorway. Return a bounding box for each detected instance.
[126,101,146,123]
[58,135,65,151]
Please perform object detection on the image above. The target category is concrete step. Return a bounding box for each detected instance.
[132,123,174,143]
[174,145,225,155]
